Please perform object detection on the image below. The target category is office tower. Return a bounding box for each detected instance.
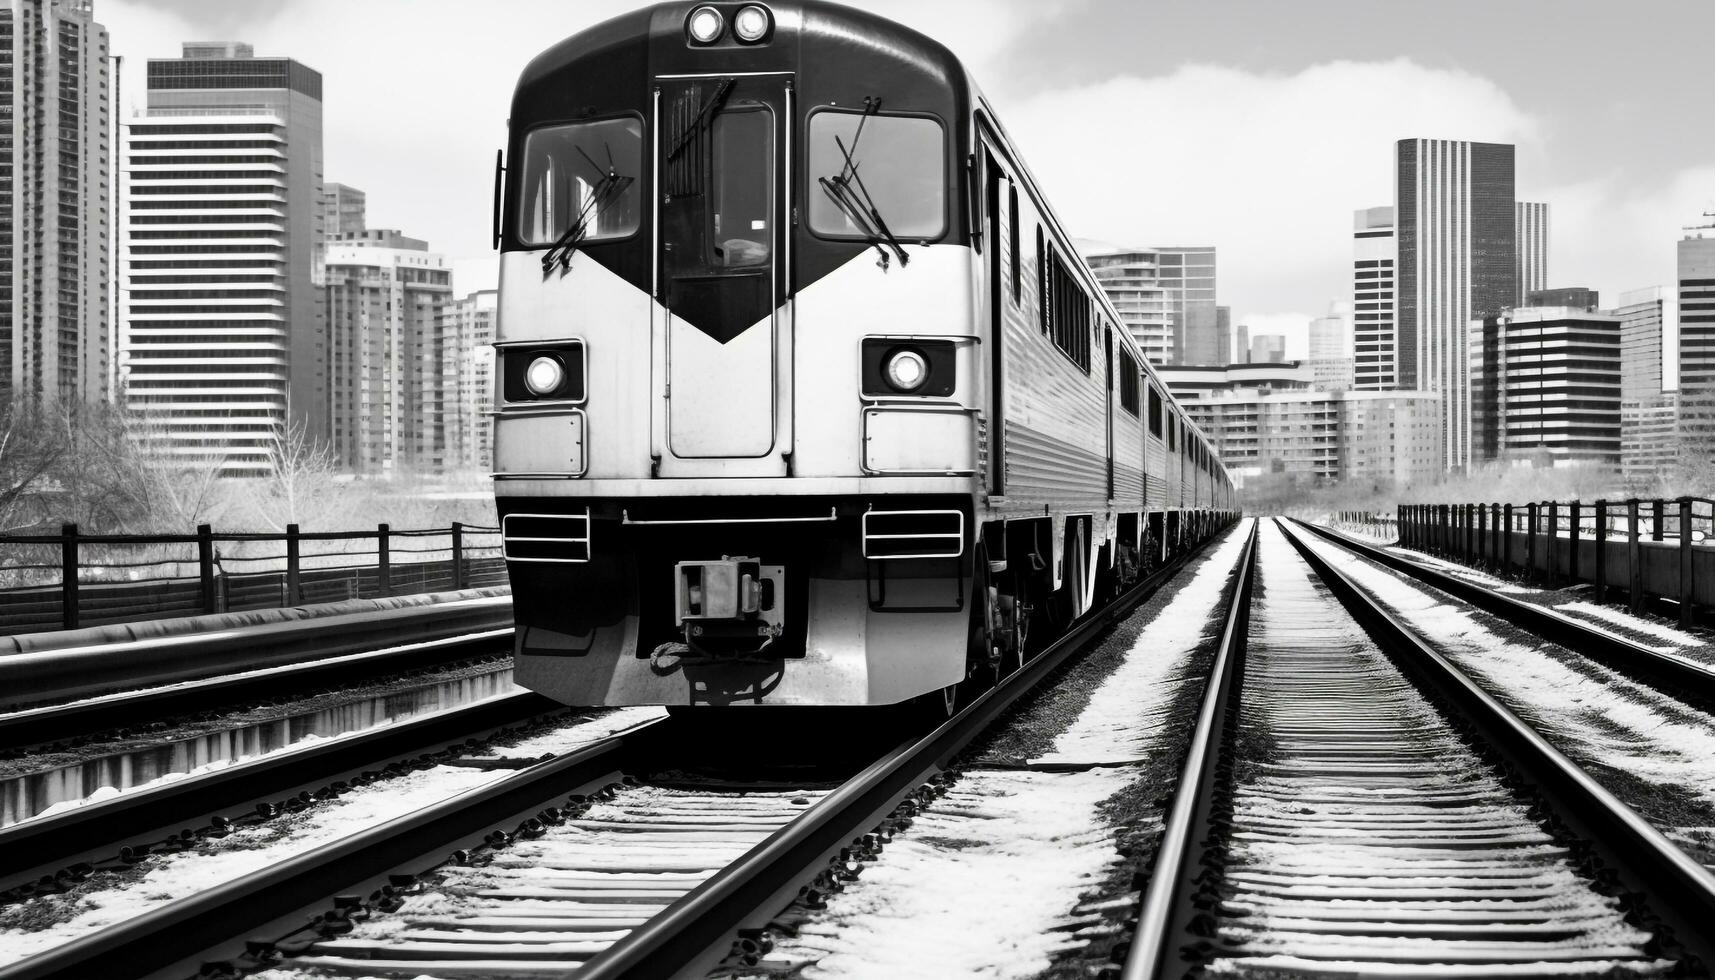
[1678,232,1715,461]
[1471,306,1620,469]
[1158,247,1218,364]
[320,182,365,238]
[1308,308,1354,391]
[1249,333,1285,364]
[1396,139,1518,470]
[1215,306,1231,364]
[123,42,323,476]
[1615,286,1679,485]
[1516,202,1548,304]
[1236,323,1250,363]
[1084,249,1174,364]
[442,289,495,470]
[1,0,111,404]
[1528,287,1598,311]
[1352,206,1396,390]
[323,230,452,473]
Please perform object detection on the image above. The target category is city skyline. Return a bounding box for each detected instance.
[91,0,1715,360]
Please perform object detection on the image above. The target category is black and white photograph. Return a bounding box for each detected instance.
[4,0,1715,976]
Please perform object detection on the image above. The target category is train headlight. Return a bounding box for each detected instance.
[687,6,724,43]
[525,355,567,396]
[884,349,929,393]
[733,5,772,42]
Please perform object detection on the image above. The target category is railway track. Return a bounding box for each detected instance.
[1127,518,1715,978]
[0,527,1241,980]
[1296,519,1715,706]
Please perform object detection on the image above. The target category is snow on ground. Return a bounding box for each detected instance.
[1384,545,1533,593]
[1295,528,1715,858]
[753,522,1252,979]
[1556,600,1702,647]
[0,706,660,966]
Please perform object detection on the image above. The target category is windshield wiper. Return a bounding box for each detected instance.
[819,125,908,270]
[541,142,633,274]
[665,77,735,164]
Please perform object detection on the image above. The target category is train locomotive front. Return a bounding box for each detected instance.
[491,1,1235,710]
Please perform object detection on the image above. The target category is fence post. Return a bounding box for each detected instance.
[1503,503,1514,573]
[1594,500,1608,605]
[1681,498,1695,627]
[198,523,216,615]
[378,523,392,597]
[452,521,466,590]
[1527,503,1539,582]
[1628,499,1643,614]
[61,523,79,631]
[1466,503,1476,563]
[1476,503,1487,567]
[1547,501,1560,586]
[1653,499,1665,542]
[1569,501,1581,589]
[286,523,302,606]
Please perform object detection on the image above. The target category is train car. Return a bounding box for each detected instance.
[490,0,1235,713]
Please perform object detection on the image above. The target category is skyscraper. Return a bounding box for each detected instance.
[1351,206,1396,390]
[321,182,365,238]
[1249,333,1286,364]
[1308,308,1354,391]
[1084,248,1174,364]
[1516,202,1549,304]
[1215,306,1232,364]
[323,229,452,473]
[1471,306,1620,469]
[1,0,111,404]
[1614,286,1679,485]
[1396,139,1518,470]
[1157,246,1218,364]
[1083,245,1220,366]
[123,42,324,476]
[1676,232,1715,461]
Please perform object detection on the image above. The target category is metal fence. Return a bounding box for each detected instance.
[0,522,507,637]
[1397,497,1715,626]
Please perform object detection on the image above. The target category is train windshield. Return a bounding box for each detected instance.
[808,112,945,241]
[517,117,643,245]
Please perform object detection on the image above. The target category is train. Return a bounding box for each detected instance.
[489,0,1237,714]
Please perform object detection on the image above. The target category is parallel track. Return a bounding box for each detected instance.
[1297,519,1715,704]
[0,689,558,896]
[0,628,514,751]
[1125,518,1715,978]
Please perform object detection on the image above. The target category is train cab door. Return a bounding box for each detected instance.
[983,148,1005,496]
[653,74,791,474]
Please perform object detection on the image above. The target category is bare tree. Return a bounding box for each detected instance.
[254,416,340,530]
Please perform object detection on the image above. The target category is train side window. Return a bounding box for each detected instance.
[1118,348,1140,416]
[807,111,946,241]
[1008,184,1020,306]
[517,116,643,245]
[1147,384,1162,436]
[1036,226,1048,335]
[1044,247,1090,371]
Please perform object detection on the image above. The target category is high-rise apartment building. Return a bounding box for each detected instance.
[320,182,364,238]
[2,0,111,404]
[1084,245,1219,365]
[1471,306,1620,469]
[1084,249,1174,365]
[322,230,451,473]
[1615,286,1674,402]
[1396,139,1518,470]
[122,42,323,476]
[1516,202,1548,305]
[441,289,495,470]
[1352,206,1396,390]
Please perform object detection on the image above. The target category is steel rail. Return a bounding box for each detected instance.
[1121,520,1256,980]
[574,520,1246,980]
[0,716,669,980]
[1295,519,1715,704]
[1278,517,1715,966]
[0,627,514,750]
[0,689,558,894]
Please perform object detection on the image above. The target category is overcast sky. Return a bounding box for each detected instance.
[101,0,1715,357]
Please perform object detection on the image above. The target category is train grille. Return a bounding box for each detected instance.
[502,511,591,563]
[862,509,965,560]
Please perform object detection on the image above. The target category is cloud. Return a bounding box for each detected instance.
[1542,167,1715,304]
[996,59,1538,327]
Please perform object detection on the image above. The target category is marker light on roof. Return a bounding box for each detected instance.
[734,5,771,42]
[687,6,724,44]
